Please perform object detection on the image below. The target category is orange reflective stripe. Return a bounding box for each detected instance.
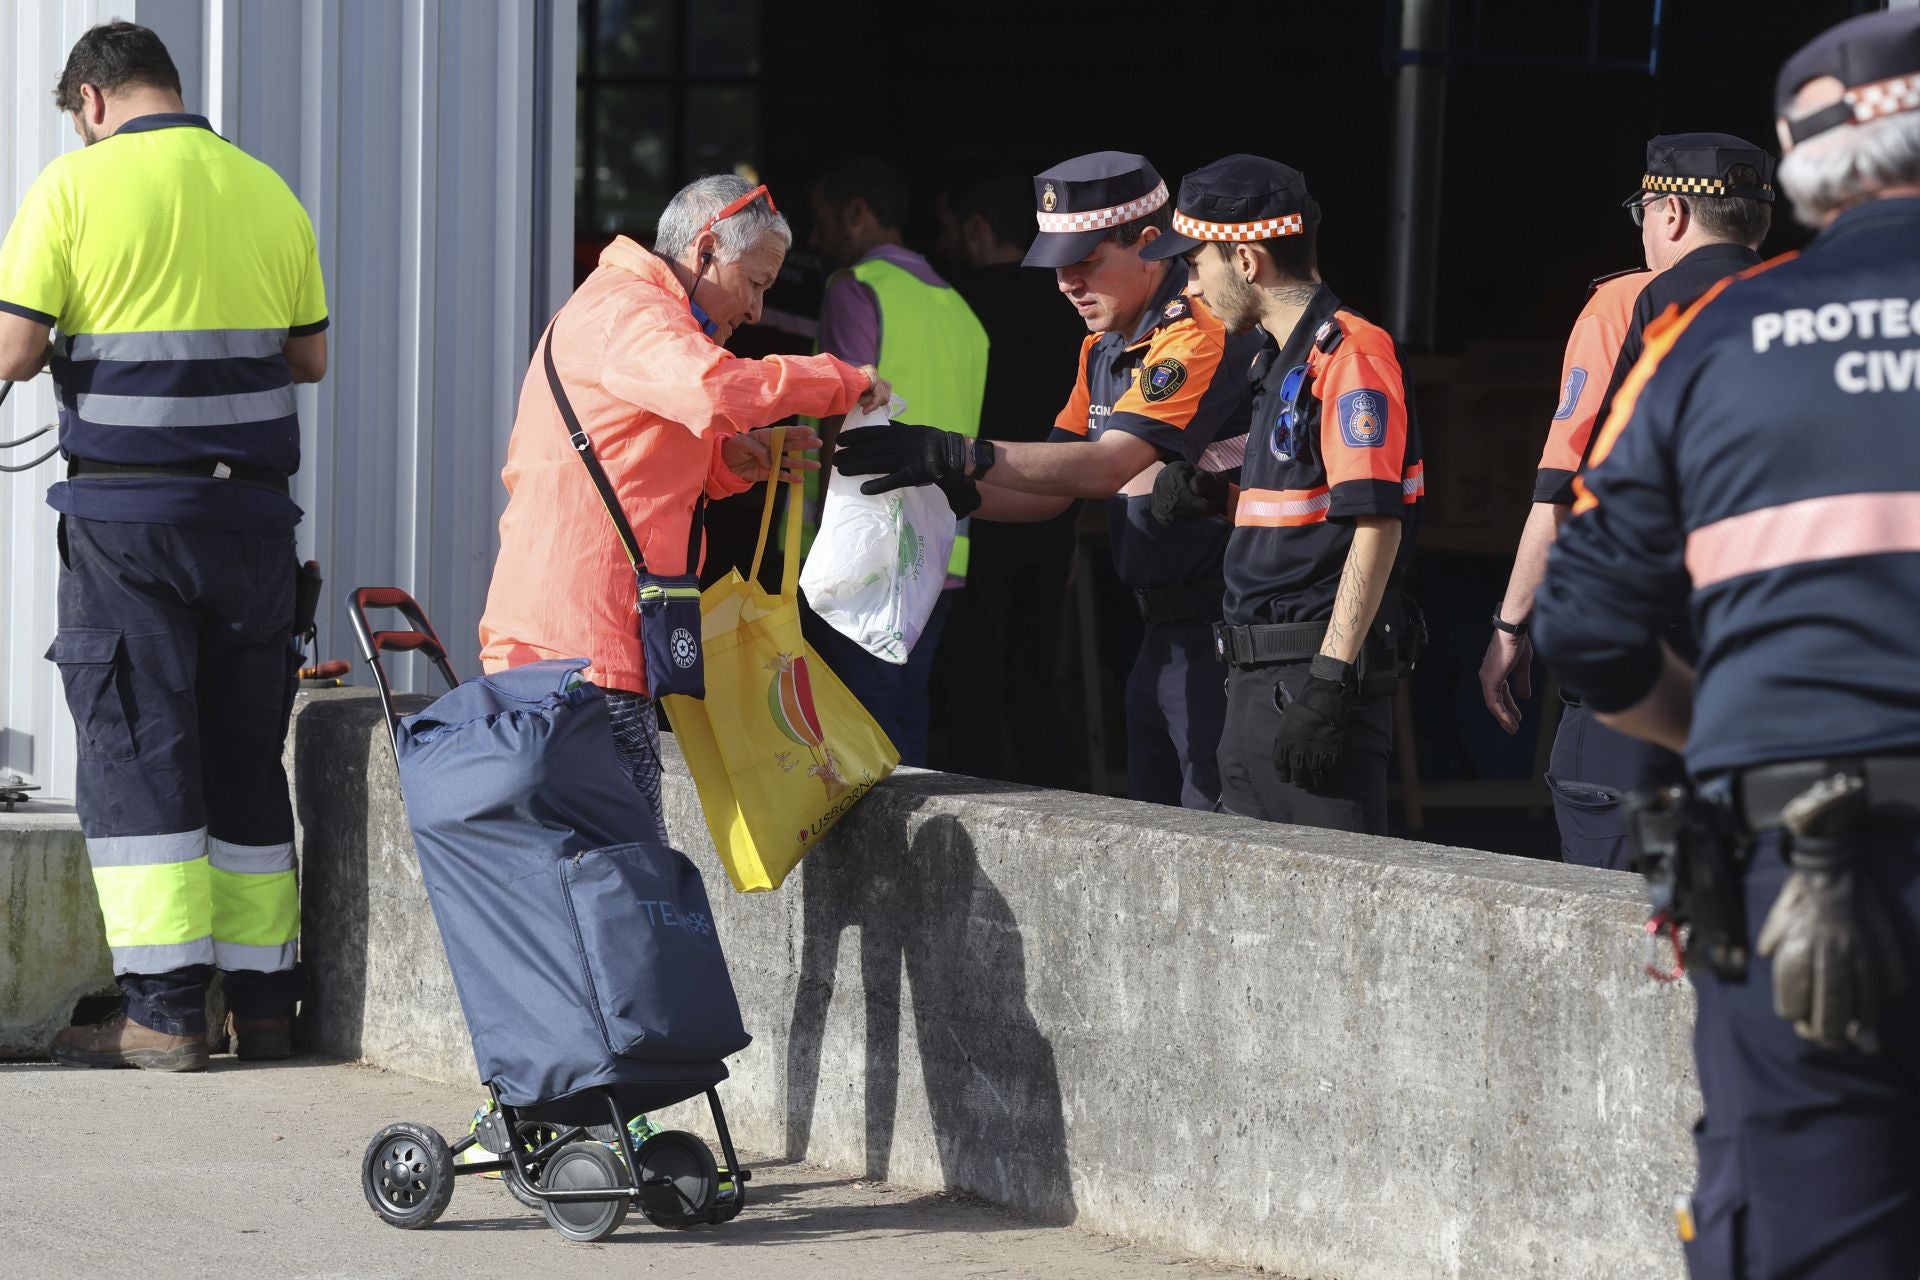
[1237,485,1331,527]
[1402,460,1426,503]
[1573,252,1798,515]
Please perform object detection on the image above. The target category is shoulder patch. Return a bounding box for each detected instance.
[1552,368,1588,420]
[1314,319,1344,353]
[1336,388,1388,448]
[1162,297,1191,324]
[1140,357,1189,403]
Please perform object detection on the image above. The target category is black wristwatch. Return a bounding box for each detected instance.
[1490,612,1530,637]
[970,437,996,481]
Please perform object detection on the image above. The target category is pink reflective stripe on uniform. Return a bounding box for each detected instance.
[1686,491,1920,589]
[1237,485,1332,527]
[1199,433,1247,473]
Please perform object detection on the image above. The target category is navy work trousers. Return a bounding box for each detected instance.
[803,590,953,768]
[1547,698,1688,871]
[1124,620,1226,810]
[52,516,303,1036]
[928,542,1075,790]
[1217,661,1393,834]
[1685,824,1920,1278]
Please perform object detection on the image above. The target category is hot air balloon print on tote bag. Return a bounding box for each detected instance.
[766,650,849,803]
[660,428,899,892]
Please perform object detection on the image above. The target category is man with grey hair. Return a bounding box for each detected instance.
[482,174,889,837]
[1534,9,1920,1274]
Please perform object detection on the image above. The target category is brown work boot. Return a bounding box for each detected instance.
[51,1011,208,1072]
[226,1013,293,1061]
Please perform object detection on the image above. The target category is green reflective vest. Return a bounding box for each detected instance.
[807,255,990,580]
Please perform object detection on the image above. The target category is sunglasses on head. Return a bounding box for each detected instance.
[699,184,777,238]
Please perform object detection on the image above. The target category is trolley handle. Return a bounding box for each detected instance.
[345,586,460,760]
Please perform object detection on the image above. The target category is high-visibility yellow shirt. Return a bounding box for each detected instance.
[0,113,327,529]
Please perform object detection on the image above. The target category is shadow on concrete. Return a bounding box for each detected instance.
[448,1157,1050,1243]
[783,811,1076,1225]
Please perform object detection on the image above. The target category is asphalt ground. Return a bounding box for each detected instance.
[5,1055,1255,1279]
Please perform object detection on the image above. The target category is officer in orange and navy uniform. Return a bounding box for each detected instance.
[834,153,1262,809]
[1535,11,1920,1272]
[1145,156,1424,835]
[1481,134,1775,870]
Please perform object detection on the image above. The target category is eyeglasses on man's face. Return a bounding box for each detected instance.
[1628,192,1687,228]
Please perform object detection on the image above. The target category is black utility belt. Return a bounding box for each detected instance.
[68,456,290,496]
[1732,756,1920,830]
[1133,579,1225,626]
[1215,619,1401,696]
[1213,620,1326,667]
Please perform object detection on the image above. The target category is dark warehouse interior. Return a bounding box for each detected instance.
[573,0,1881,852]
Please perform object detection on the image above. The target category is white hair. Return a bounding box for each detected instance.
[653,173,791,263]
[1778,109,1920,227]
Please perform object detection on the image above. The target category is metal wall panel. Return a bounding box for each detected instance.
[0,0,574,798]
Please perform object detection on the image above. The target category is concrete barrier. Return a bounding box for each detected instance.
[288,687,1698,1280]
[0,807,118,1057]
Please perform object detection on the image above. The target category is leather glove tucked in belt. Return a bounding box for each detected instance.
[1756,774,1909,1053]
[833,423,969,495]
[1150,461,1229,525]
[1273,655,1355,792]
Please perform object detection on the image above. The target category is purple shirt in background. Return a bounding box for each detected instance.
[815,244,954,368]
[816,243,965,588]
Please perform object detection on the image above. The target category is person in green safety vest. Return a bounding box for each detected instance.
[800,156,989,766]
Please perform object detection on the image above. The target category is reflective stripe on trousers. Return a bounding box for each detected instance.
[89,831,216,972]
[86,830,298,974]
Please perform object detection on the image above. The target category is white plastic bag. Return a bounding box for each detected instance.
[800,401,956,665]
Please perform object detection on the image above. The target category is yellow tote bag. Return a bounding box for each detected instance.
[660,428,900,892]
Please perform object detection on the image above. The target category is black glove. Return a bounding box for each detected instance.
[1757,774,1909,1052]
[1273,657,1355,792]
[833,423,969,495]
[1150,461,1229,525]
[935,474,981,517]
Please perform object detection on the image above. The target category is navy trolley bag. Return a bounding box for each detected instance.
[347,587,752,1242]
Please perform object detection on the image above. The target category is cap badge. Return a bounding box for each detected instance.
[1041,183,1058,213]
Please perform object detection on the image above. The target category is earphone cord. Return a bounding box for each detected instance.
[687,253,713,311]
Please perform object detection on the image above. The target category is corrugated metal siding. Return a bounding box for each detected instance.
[0,0,574,798]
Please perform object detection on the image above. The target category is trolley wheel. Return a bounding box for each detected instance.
[501,1121,564,1212]
[541,1141,630,1242]
[711,1167,748,1224]
[362,1122,456,1229]
[634,1130,720,1229]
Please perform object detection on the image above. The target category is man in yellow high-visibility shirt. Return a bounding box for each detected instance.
[0,21,328,1071]
[804,156,988,766]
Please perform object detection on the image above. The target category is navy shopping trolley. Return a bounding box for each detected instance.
[347,587,751,1242]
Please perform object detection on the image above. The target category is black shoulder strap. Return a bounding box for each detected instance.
[542,325,707,575]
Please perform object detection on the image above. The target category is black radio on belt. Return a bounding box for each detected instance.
[1625,782,1751,980]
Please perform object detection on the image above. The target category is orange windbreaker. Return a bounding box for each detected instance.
[479,236,868,693]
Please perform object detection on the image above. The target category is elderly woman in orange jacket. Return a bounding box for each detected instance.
[481,175,889,838]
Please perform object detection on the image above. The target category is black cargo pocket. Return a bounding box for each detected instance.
[46,628,136,761]
[559,842,750,1064]
[1545,772,1631,871]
